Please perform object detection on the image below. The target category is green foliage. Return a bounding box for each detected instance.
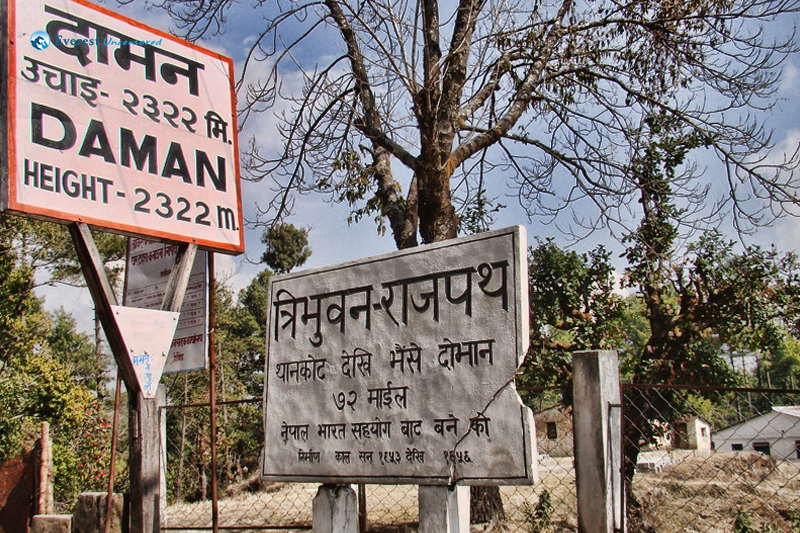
[783,509,800,531]
[619,116,797,388]
[733,510,755,533]
[0,214,118,510]
[457,187,505,235]
[52,400,113,505]
[766,336,800,389]
[627,229,798,387]
[730,510,780,533]
[521,490,553,533]
[260,223,311,274]
[520,239,626,394]
[0,351,93,459]
[48,309,109,394]
[164,272,275,502]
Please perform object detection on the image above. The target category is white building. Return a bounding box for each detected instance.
[533,406,574,457]
[671,416,712,451]
[712,406,800,460]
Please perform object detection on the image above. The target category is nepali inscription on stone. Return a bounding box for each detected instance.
[261,226,537,485]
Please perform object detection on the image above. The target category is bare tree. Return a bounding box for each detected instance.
[137,0,800,524]
[147,0,800,249]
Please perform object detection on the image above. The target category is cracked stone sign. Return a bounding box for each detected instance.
[261,226,537,485]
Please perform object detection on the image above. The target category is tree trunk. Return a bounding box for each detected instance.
[469,485,505,524]
[416,167,458,245]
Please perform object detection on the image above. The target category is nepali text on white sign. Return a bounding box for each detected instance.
[261,226,537,485]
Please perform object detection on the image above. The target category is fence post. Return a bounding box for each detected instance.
[573,350,624,533]
[418,485,469,533]
[38,421,54,515]
[159,392,167,528]
[313,485,358,533]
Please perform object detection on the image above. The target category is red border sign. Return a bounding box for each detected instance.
[3,0,244,254]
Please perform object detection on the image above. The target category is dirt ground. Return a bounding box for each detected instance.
[634,451,800,533]
[163,452,800,533]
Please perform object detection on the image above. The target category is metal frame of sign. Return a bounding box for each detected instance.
[2,0,244,254]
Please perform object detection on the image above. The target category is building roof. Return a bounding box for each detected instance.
[772,406,800,418]
[713,405,800,434]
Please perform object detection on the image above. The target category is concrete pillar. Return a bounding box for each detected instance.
[72,492,128,533]
[38,421,54,515]
[573,350,624,533]
[30,515,71,533]
[418,485,469,533]
[129,386,165,533]
[313,485,358,533]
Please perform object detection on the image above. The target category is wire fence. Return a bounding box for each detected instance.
[622,385,800,533]
[161,386,800,532]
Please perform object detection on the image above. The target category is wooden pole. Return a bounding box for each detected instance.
[129,387,165,533]
[38,421,53,515]
[358,484,367,533]
[68,223,138,393]
[103,375,122,533]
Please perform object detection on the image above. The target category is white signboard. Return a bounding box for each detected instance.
[3,0,244,254]
[124,237,208,374]
[261,226,537,485]
[113,304,180,398]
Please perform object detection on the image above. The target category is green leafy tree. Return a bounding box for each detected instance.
[519,240,626,405]
[260,224,311,274]
[48,309,110,395]
[0,214,122,510]
[164,272,274,502]
[618,115,800,531]
[764,336,800,389]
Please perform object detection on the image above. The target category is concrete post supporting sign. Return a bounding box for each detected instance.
[418,485,469,533]
[313,485,358,533]
[572,350,624,533]
[129,386,166,533]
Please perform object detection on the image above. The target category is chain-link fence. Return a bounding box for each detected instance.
[161,386,800,532]
[160,388,575,532]
[623,385,800,533]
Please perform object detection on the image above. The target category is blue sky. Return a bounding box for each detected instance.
[36,0,800,332]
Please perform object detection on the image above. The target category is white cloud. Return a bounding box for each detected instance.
[780,63,800,95]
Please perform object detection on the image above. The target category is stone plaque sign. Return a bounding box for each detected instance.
[261,226,537,485]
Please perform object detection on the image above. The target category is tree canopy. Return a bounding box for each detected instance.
[260,223,311,274]
[0,215,118,507]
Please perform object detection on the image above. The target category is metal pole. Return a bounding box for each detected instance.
[358,484,367,533]
[208,252,219,533]
[104,374,123,533]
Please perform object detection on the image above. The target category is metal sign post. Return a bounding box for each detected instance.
[71,222,197,532]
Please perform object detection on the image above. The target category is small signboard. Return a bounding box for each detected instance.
[261,226,537,485]
[124,237,208,374]
[113,305,180,398]
[2,0,244,254]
